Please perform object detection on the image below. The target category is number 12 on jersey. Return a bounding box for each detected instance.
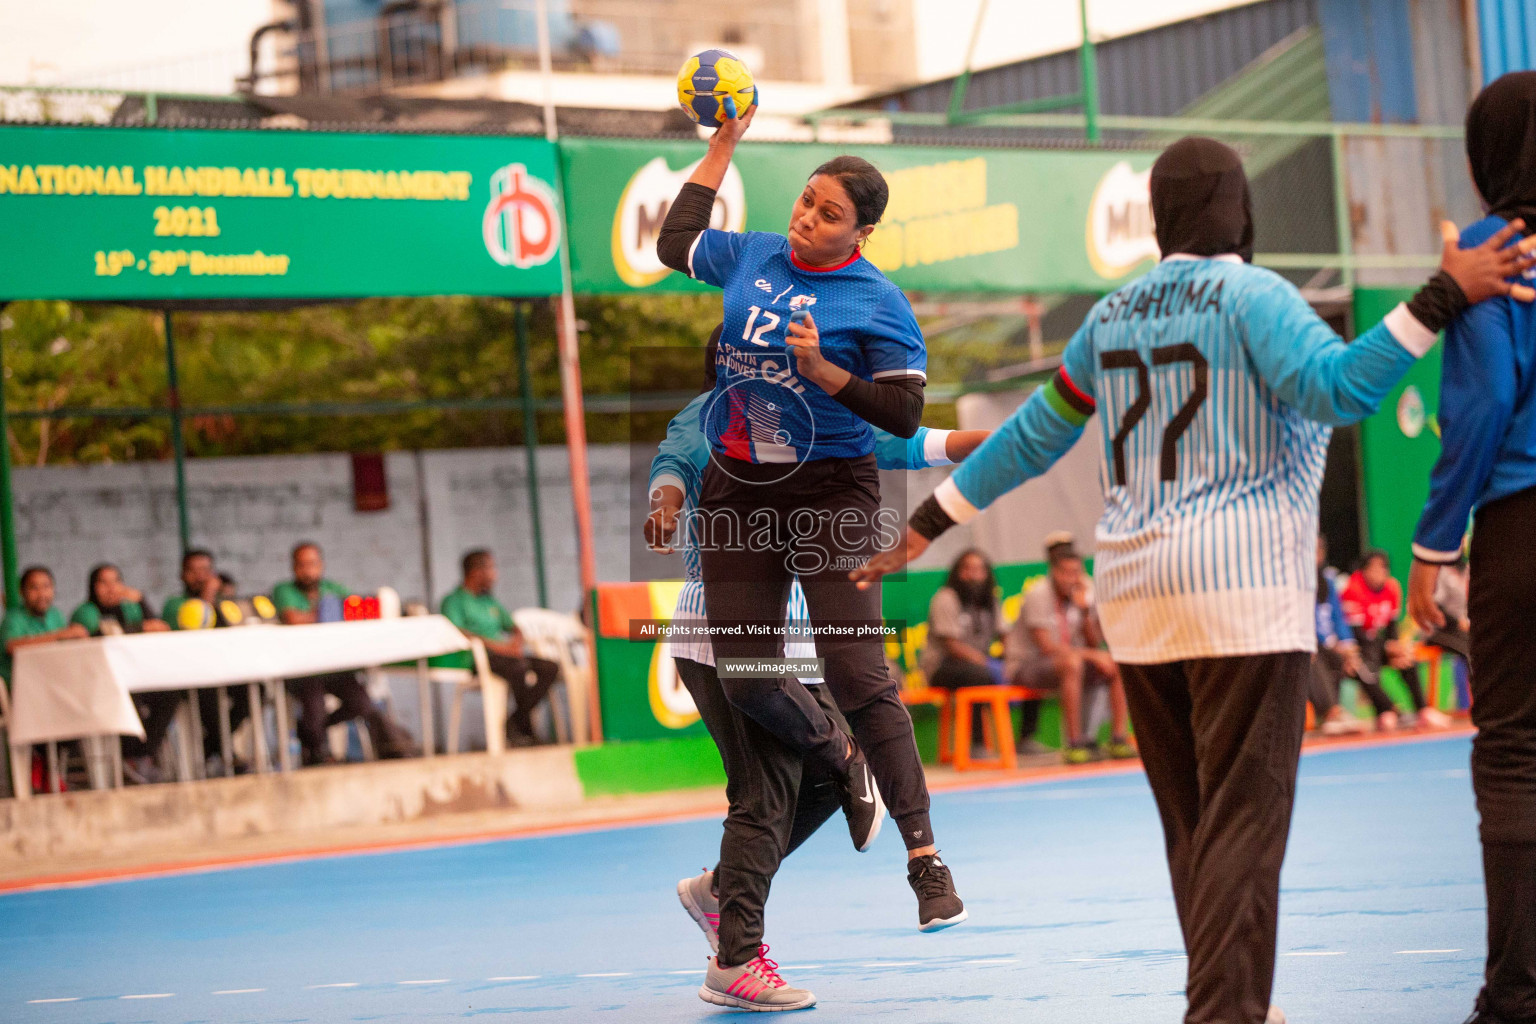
[1099,343,1209,486]
[742,306,782,347]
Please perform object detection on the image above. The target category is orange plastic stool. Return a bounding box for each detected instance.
[1416,644,1444,709]
[900,686,954,764]
[952,686,1045,771]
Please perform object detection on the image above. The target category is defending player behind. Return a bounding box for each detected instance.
[854,136,1536,1024]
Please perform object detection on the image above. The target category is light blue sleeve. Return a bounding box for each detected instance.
[649,393,712,505]
[1238,271,1418,427]
[874,425,949,470]
[945,321,1097,514]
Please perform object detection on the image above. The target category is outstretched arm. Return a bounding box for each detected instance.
[645,393,710,552]
[1243,220,1536,426]
[655,104,756,276]
[851,333,1096,586]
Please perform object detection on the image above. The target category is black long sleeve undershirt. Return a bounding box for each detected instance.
[831,374,925,438]
[656,182,716,275]
[658,181,927,437]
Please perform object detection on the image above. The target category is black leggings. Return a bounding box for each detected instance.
[1468,485,1536,1023]
[1122,652,1310,1024]
[676,658,845,966]
[698,452,934,850]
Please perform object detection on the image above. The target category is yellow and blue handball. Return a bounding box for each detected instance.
[677,49,757,128]
[176,598,217,631]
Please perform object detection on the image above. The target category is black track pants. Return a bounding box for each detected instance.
[676,657,845,966]
[698,452,934,849]
[1120,651,1310,1024]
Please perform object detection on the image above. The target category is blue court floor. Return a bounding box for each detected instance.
[0,735,1485,1023]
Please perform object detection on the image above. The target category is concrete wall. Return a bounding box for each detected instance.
[0,748,584,875]
[9,441,972,621]
[10,445,635,619]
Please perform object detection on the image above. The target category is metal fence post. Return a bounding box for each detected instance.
[163,311,191,553]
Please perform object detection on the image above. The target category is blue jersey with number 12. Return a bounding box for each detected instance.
[687,229,927,463]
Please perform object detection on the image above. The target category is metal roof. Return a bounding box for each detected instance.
[863,0,1317,119]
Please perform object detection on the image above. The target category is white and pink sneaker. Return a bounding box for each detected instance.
[677,869,721,952]
[699,944,815,1012]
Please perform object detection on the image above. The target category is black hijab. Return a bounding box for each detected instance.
[1150,136,1254,262]
[1467,71,1536,225]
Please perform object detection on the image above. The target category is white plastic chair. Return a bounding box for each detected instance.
[368,595,507,756]
[0,681,17,798]
[441,637,509,755]
[511,608,592,745]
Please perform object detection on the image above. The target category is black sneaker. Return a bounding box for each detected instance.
[837,739,885,852]
[907,852,967,932]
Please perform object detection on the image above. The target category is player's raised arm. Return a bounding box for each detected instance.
[655,103,756,281]
[1240,219,1536,426]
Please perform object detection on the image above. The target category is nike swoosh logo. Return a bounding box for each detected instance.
[857,766,875,804]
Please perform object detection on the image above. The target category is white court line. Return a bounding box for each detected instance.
[1396,949,1463,954]
[398,979,450,985]
[964,959,1018,965]
[576,972,632,978]
[1067,957,1125,963]
[305,982,359,989]
[667,970,702,975]
[1284,952,1346,957]
[26,998,79,1004]
[488,976,540,981]
[120,993,175,999]
[212,988,265,995]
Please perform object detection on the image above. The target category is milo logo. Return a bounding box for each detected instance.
[612,156,746,288]
[1086,161,1158,280]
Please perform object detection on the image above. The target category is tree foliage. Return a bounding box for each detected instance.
[0,293,1037,464]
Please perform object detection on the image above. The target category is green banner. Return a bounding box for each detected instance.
[593,562,1052,744]
[562,138,1162,295]
[0,125,564,300]
[1356,287,1443,568]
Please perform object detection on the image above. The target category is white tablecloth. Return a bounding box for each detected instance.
[8,616,469,745]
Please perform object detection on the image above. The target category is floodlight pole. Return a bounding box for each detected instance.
[163,311,191,554]
[535,0,604,741]
[0,304,19,608]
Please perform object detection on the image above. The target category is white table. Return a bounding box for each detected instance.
[7,616,473,798]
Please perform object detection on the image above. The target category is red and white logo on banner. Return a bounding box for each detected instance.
[483,163,560,268]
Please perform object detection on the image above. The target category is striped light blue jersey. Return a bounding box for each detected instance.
[932,255,1436,663]
[651,392,954,669]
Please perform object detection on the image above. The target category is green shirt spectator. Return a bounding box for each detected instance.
[1,605,67,679]
[1,566,85,682]
[441,585,516,641]
[71,599,146,636]
[273,578,350,617]
[163,548,226,630]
